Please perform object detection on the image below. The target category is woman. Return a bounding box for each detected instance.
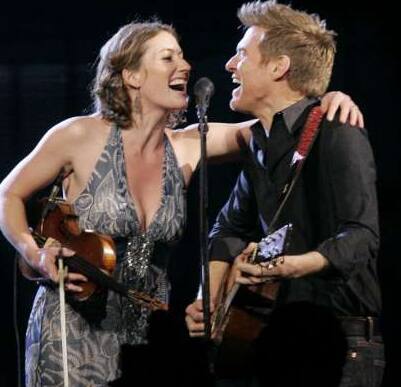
[0,21,362,386]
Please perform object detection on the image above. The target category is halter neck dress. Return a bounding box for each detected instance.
[25,126,186,386]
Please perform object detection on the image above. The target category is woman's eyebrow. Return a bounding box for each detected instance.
[159,48,183,55]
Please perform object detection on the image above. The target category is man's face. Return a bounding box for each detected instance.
[226,26,273,115]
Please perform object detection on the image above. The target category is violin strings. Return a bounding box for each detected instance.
[67,256,125,293]
[60,255,163,310]
[31,228,164,309]
[65,256,156,306]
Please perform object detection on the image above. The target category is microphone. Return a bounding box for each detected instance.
[193,77,214,341]
[194,77,215,116]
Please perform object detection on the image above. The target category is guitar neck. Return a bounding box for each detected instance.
[223,283,241,315]
[217,247,258,321]
[212,282,241,337]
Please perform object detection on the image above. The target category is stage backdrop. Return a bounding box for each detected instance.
[1,1,399,386]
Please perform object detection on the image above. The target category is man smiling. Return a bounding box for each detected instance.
[186,1,383,386]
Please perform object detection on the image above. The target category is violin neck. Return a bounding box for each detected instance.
[66,255,127,295]
[66,256,167,311]
[31,230,124,293]
[31,231,167,311]
[32,230,47,246]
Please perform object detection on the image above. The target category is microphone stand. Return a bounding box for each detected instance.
[197,103,212,342]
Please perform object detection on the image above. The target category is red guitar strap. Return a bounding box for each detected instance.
[269,106,324,231]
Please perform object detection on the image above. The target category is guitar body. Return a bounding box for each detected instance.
[213,282,277,377]
[214,300,269,377]
[212,224,292,377]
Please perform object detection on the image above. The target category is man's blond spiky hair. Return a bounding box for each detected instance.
[238,1,337,96]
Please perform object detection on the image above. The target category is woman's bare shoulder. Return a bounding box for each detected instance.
[53,114,109,134]
[44,115,111,145]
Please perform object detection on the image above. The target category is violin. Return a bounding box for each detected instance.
[18,197,167,311]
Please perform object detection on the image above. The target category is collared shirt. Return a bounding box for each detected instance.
[209,98,381,316]
[253,97,317,170]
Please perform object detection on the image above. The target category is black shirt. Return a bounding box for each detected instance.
[209,98,381,316]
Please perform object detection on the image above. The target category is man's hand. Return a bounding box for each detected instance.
[235,250,329,285]
[185,260,230,337]
[185,299,215,337]
[321,91,364,127]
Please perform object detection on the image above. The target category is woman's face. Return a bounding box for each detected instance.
[127,31,191,114]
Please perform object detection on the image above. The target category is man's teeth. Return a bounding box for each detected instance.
[232,78,241,84]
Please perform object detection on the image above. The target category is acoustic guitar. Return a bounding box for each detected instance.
[211,223,292,376]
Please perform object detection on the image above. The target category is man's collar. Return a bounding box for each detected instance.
[250,97,320,136]
[275,97,319,134]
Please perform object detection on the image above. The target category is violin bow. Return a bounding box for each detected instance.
[58,256,70,387]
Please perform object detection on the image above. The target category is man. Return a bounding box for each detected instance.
[186,1,383,386]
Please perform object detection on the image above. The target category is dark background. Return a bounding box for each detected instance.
[0,1,399,386]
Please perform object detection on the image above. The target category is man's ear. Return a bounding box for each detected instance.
[122,68,141,89]
[271,55,291,81]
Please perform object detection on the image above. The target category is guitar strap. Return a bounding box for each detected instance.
[268,106,324,232]
[243,106,324,303]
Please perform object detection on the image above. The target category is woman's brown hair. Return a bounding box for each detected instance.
[92,21,178,128]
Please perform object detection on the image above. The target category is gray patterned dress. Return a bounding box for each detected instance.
[25,126,186,386]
